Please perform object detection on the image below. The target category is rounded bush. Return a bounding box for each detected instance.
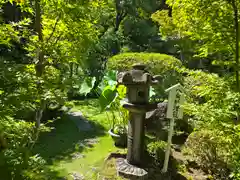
[108,53,183,98]
[108,52,181,73]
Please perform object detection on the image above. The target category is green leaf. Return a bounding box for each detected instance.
[103,70,117,88]
[149,87,156,98]
[117,85,126,99]
[99,86,117,111]
[105,70,117,81]
[79,77,96,95]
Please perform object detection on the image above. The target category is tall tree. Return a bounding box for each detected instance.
[34,0,44,128]
[230,0,240,91]
[153,0,240,88]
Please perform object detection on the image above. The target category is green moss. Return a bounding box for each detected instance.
[33,100,124,179]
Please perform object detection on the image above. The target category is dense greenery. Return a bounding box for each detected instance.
[1,0,240,179]
[183,70,240,179]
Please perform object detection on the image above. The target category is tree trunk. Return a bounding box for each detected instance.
[75,64,79,75]
[114,0,127,32]
[35,0,45,128]
[70,62,73,78]
[232,0,240,91]
[229,0,240,124]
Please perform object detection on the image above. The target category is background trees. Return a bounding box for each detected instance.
[152,0,240,82]
[151,0,240,178]
[1,0,240,179]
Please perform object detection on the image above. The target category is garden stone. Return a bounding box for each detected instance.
[116,158,148,180]
[68,111,92,132]
[145,102,167,121]
[84,138,99,146]
[70,172,85,180]
[71,152,85,160]
[76,141,86,148]
[145,102,168,140]
[59,106,70,112]
[91,166,98,172]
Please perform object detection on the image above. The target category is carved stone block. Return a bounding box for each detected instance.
[116,158,148,180]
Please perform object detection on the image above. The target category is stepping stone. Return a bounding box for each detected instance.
[60,106,70,112]
[68,111,93,132]
[76,141,86,148]
[91,166,98,172]
[75,139,99,149]
[70,172,85,180]
[84,138,99,147]
[71,152,85,160]
[69,111,83,117]
[116,158,148,180]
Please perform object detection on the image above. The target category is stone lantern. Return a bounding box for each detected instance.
[116,64,160,179]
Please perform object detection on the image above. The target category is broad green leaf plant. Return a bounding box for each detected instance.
[98,70,128,133]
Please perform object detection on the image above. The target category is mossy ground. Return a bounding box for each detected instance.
[33,100,123,179]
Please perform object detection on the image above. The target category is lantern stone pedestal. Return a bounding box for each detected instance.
[116,158,148,180]
[115,64,160,180]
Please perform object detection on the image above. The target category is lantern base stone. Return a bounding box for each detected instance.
[116,158,148,180]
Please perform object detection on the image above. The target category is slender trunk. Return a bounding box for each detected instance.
[35,0,45,128]
[232,0,240,91]
[70,62,73,78]
[115,14,122,32]
[180,50,183,62]
[75,64,79,75]
[115,0,127,32]
[230,0,240,123]
[0,131,7,151]
[35,0,43,69]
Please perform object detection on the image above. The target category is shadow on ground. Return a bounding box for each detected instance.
[32,113,106,164]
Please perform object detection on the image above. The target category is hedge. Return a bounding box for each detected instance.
[108,52,181,73]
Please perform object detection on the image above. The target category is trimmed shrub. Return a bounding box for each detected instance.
[108,53,183,98]
[147,140,167,164]
[185,130,231,179]
[182,70,240,179]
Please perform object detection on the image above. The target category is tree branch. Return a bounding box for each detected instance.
[46,16,60,45]
[52,32,63,46]
[114,0,127,32]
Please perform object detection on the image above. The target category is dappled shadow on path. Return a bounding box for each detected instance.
[33,113,106,164]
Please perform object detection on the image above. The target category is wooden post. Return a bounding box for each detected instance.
[162,83,184,173]
[162,117,175,173]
